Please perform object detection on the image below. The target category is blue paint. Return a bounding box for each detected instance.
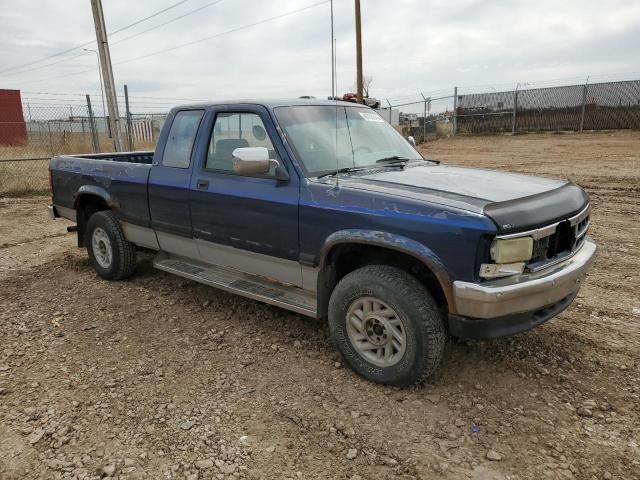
[50,99,587,291]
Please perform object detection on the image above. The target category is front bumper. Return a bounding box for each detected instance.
[450,236,596,337]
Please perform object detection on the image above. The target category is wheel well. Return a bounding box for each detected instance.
[317,243,448,318]
[75,194,110,247]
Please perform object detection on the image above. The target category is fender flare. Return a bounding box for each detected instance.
[317,229,456,314]
[73,185,119,210]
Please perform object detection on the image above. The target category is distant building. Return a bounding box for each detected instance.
[0,89,28,145]
[399,112,418,124]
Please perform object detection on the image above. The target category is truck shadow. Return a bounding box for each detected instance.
[60,251,597,391]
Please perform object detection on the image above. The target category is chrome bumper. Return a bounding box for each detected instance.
[453,236,597,319]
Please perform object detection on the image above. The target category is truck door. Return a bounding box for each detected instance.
[148,109,204,242]
[189,105,302,286]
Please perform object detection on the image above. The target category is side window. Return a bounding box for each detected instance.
[205,112,279,174]
[162,110,204,168]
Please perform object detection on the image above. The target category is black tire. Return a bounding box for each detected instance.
[328,265,446,386]
[85,211,136,281]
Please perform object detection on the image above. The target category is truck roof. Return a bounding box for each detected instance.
[171,98,366,111]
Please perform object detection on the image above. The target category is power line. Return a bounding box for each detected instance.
[24,91,208,103]
[116,0,331,66]
[1,0,227,79]
[18,67,98,86]
[23,91,94,97]
[16,1,330,86]
[0,51,93,78]
[111,0,226,46]
[109,0,191,36]
[0,0,192,76]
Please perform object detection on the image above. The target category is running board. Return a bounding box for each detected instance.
[153,255,317,317]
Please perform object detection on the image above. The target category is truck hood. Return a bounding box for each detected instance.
[360,164,565,202]
[335,163,589,232]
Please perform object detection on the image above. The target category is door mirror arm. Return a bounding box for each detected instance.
[271,159,290,181]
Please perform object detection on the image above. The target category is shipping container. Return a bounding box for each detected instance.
[0,89,28,145]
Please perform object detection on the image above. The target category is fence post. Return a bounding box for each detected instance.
[420,93,427,143]
[511,83,519,134]
[124,84,134,150]
[86,94,99,153]
[385,99,392,124]
[47,121,53,155]
[579,79,589,132]
[452,87,458,135]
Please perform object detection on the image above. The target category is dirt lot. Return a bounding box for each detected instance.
[1,131,639,480]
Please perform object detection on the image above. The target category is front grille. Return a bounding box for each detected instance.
[526,208,590,271]
[531,236,550,264]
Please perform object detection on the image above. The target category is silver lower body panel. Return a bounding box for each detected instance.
[453,236,597,319]
[153,254,317,317]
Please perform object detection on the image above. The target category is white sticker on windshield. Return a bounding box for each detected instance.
[359,112,384,122]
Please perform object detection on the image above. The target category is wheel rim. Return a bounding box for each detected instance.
[91,227,113,269]
[346,296,407,367]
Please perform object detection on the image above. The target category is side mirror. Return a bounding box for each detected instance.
[231,147,289,181]
[407,136,416,147]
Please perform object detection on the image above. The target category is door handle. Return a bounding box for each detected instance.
[197,179,209,190]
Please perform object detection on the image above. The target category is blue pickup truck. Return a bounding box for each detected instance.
[48,99,596,385]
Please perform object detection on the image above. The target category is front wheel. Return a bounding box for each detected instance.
[85,211,136,280]
[328,265,446,386]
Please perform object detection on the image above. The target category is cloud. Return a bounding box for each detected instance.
[0,0,638,114]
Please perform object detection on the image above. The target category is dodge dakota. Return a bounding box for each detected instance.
[48,99,596,386]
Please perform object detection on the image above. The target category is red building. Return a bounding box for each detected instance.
[0,89,28,146]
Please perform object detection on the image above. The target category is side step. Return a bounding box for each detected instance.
[153,255,317,317]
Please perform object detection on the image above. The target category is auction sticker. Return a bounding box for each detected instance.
[359,112,384,122]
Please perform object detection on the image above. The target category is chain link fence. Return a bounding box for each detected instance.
[455,80,640,134]
[1,79,639,196]
[0,92,168,195]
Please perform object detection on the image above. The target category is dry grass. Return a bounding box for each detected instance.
[0,159,50,196]
[0,132,156,196]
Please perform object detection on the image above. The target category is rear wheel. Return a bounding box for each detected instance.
[328,265,445,386]
[86,211,136,280]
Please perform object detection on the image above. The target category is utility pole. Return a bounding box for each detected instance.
[90,0,123,151]
[354,0,364,103]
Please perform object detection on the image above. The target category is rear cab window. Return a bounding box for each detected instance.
[162,110,204,168]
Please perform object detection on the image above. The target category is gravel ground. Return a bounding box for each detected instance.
[1,131,639,480]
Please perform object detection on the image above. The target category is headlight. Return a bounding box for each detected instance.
[490,237,533,264]
[480,262,526,278]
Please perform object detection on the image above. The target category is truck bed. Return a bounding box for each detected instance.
[67,151,154,164]
[49,151,155,227]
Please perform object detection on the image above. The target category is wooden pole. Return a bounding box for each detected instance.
[91,0,123,151]
[355,0,363,103]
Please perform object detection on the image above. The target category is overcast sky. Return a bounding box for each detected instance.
[0,0,639,113]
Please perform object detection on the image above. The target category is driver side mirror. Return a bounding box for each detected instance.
[407,136,416,147]
[232,147,289,181]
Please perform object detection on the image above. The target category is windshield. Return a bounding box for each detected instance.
[274,105,423,176]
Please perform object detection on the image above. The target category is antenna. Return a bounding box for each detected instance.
[334,37,340,188]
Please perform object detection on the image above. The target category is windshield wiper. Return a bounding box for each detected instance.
[375,156,411,169]
[316,166,367,179]
[377,156,441,166]
[375,156,411,164]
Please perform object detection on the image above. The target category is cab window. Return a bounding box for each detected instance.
[205,112,279,175]
[162,110,204,168]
